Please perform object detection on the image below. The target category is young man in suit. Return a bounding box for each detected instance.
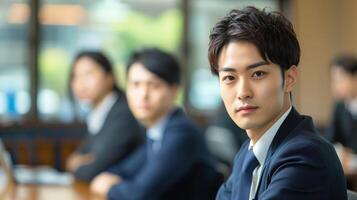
[89,48,221,200]
[209,7,347,200]
[326,55,357,178]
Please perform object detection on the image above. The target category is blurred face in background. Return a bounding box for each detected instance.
[126,62,178,127]
[331,66,357,101]
[71,56,114,108]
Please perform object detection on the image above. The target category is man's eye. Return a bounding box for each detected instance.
[129,81,140,87]
[148,82,161,89]
[222,75,235,82]
[252,71,266,78]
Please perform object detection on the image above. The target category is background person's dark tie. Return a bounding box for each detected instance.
[237,148,259,200]
[147,138,155,159]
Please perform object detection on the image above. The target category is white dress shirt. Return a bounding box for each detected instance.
[346,98,357,119]
[146,111,171,152]
[86,92,118,135]
[248,106,292,200]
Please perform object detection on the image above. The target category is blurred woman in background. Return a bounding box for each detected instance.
[66,51,144,182]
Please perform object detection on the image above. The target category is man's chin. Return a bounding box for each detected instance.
[136,116,152,126]
[233,120,256,131]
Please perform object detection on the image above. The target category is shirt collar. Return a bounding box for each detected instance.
[86,92,118,135]
[249,106,292,165]
[346,98,357,117]
[147,110,172,141]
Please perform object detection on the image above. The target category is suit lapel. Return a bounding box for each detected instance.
[255,107,319,198]
[255,107,306,198]
[267,107,304,155]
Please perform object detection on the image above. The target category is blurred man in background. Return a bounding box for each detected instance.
[326,55,357,180]
[90,48,222,200]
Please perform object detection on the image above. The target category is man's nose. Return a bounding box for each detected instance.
[236,78,253,100]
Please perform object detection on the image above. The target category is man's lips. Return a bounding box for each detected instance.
[138,105,150,110]
[235,105,259,113]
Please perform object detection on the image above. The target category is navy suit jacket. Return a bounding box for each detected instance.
[325,101,357,152]
[74,91,144,182]
[216,107,347,200]
[106,108,222,200]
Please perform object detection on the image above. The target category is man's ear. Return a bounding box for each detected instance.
[284,65,298,93]
[170,84,180,101]
[107,73,115,85]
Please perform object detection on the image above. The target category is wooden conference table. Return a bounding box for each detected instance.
[0,180,106,200]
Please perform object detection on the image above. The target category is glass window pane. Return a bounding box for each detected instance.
[0,0,30,123]
[38,0,183,122]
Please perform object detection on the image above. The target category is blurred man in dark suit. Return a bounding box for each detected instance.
[326,55,357,178]
[90,48,222,200]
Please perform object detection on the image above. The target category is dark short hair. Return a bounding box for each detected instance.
[126,48,181,85]
[208,6,300,75]
[70,51,120,92]
[331,54,357,75]
[73,51,114,75]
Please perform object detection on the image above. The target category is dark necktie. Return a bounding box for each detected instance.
[147,138,155,158]
[237,149,259,200]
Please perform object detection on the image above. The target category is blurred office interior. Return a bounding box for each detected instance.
[0,0,356,179]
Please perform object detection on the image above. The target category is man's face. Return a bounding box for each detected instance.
[126,62,177,127]
[331,66,357,101]
[217,41,297,142]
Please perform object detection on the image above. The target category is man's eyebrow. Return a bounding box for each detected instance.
[218,67,236,73]
[246,60,268,70]
[218,60,269,73]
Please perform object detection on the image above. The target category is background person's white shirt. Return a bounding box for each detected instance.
[147,109,176,152]
[346,98,357,119]
[86,92,117,135]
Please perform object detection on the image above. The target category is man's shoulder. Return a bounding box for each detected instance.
[273,108,333,156]
[166,108,199,131]
[259,127,346,199]
[269,127,339,171]
[163,109,205,146]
